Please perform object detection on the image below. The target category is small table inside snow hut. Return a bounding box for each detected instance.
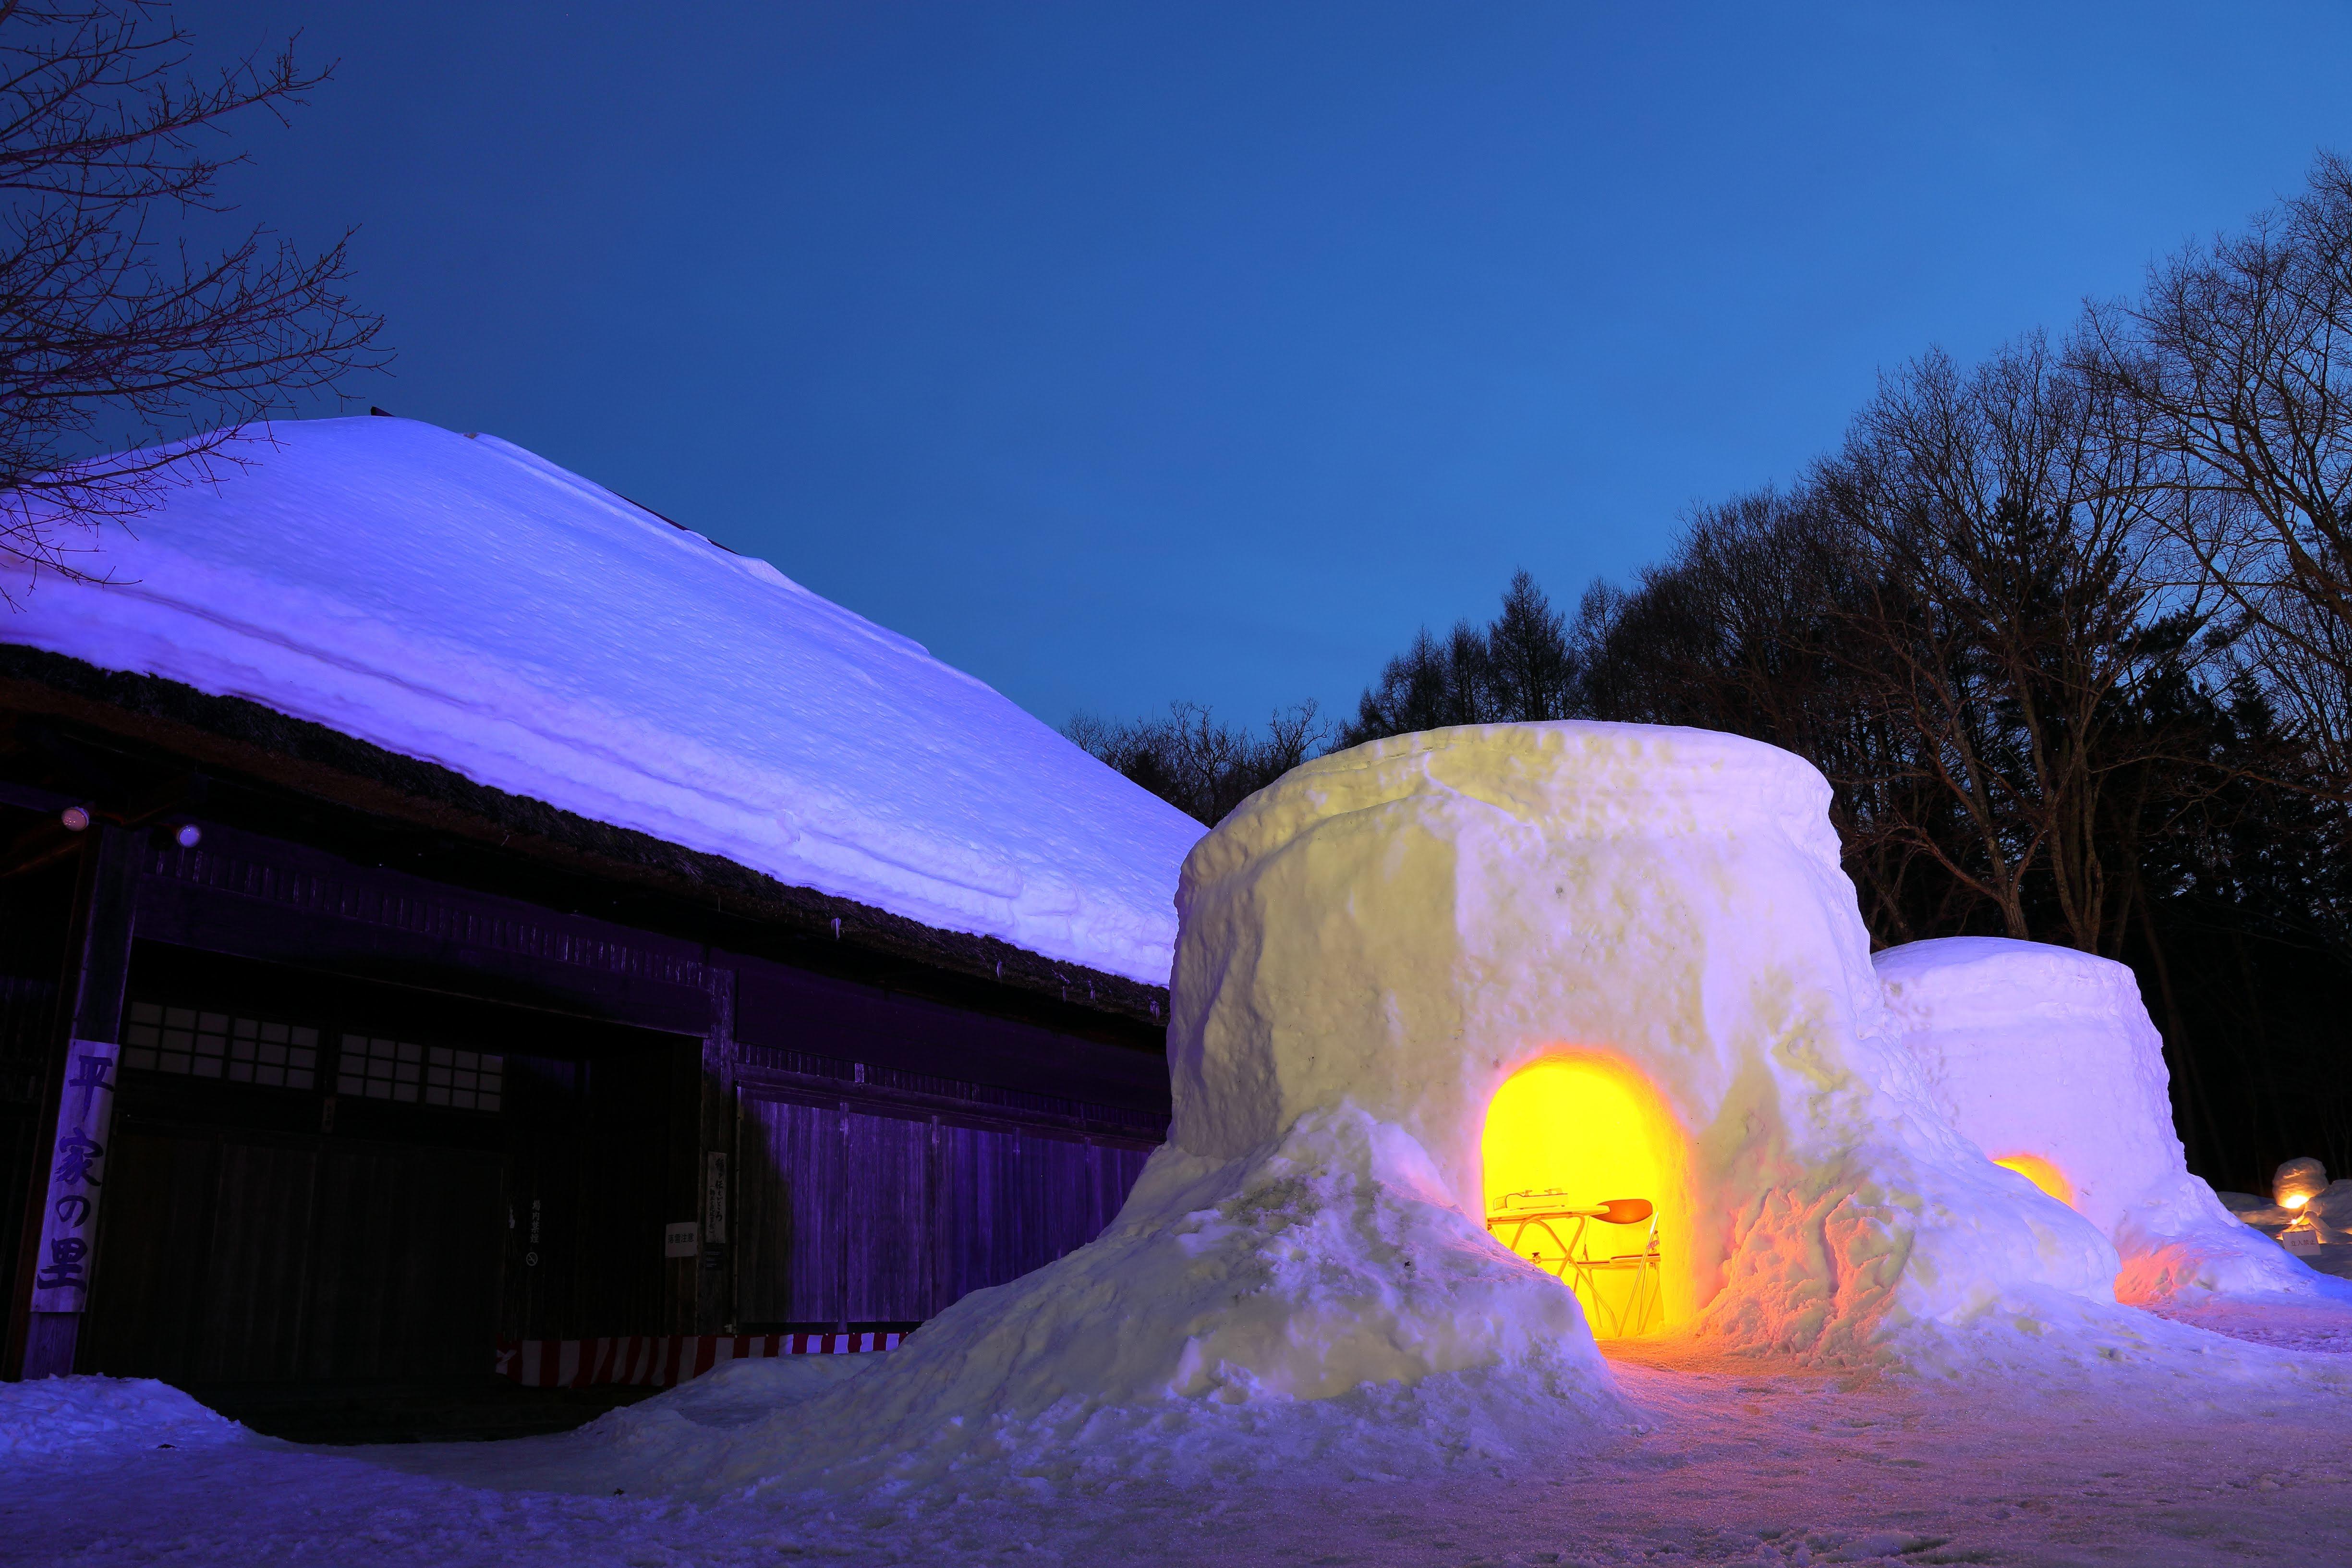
[1486,1191,1662,1337]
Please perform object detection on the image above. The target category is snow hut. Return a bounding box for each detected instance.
[1163,721,2121,1359]
[0,417,1201,1391]
[1875,937,2328,1304]
[843,723,2131,1423]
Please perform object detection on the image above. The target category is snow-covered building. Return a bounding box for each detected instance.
[0,416,1202,1387]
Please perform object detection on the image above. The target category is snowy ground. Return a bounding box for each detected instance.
[8,1317,2352,1568]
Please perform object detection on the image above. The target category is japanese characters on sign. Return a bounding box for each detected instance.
[31,1040,120,1313]
[705,1151,728,1245]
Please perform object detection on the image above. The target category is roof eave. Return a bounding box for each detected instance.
[0,641,1171,1029]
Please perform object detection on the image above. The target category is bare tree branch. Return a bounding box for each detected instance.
[0,1,386,596]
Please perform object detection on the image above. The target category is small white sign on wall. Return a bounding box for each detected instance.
[664,1221,700,1259]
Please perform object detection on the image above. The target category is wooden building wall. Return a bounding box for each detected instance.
[4,809,1169,1384]
[734,1093,1154,1329]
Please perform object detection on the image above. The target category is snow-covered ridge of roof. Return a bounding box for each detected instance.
[0,417,1203,985]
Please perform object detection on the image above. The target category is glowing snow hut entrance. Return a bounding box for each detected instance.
[1992,1154,2074,1209]
[1481,1057,1683,1339]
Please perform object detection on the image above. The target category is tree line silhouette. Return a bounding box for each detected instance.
[1068,154,2352,1193]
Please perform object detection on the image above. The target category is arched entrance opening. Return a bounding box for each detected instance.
[1480,1056,1691,1340]
[1991,1154,2074,1209]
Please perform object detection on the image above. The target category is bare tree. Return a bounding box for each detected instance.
[1341,569,1577,745]
[1571,488,1964,941]
[2088,153,2352,768]
[0,1,384,591]
[1818,336,2208,954]
[1064,700,1329,827]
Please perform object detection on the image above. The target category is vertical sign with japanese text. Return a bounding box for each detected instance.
[705,1151,727,1245]
[30,1039,120,1313]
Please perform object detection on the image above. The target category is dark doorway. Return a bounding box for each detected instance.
[86,1128,503,1380]
[82,943,692,1383]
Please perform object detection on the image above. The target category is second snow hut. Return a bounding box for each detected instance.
[1875,936,2336,1304]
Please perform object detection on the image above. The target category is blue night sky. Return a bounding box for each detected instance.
[185,1,2352,731]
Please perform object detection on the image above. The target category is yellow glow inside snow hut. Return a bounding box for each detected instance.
[1992,1154,2074,1210]
[1480,1056,1687,1339]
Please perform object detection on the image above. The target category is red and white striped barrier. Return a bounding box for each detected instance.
[495,1331,905,1388]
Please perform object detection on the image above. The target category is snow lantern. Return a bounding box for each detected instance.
[1875,937,2324,1304]
[1168,721,2120,1356]
[2274,1158,2328,1210]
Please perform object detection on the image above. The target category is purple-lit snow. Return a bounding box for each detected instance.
[0,417,1203,984]
[6,1337,2352,1566]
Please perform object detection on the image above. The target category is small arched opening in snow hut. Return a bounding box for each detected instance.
[1480,1055,1691,1339]
[1992,1154,2074,1210]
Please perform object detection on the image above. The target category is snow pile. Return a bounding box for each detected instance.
[0,1375,244,1459]
[0,418,1201,983]
[1875,936,2352,1307]
[1170,722,2122,1368]
[508,1104,1622,1499]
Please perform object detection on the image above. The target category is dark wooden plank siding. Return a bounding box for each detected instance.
[844,1108,931,1323]
[30,814,1171,1376]
[933,1120,1016,1313]
[737,1097,844,1325]
[737,1093,1156,1329]
[1102,1143,1152,1226]
[133,827,718,1039]
[197,1140,317,1379]
[82,1130,218,1376]
[733,958,1165,1115]
[300,1141,502,1378]
[87,1130,502,1381]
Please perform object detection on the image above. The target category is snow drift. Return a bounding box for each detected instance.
[0,417,1201,983]
[1876,936,2352,1306]
[0,1375,243,1459]
[505,1104,1625,1500]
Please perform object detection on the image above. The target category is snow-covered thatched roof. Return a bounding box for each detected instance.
[0,417,1201,985]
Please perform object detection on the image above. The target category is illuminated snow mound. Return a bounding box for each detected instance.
[0,418,1200,983]
[1171,721,2132,1367]
[549,1104,1624,1498]
[1876,936,2352,1307]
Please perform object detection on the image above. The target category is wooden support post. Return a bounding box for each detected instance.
[7,825,139,1379]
